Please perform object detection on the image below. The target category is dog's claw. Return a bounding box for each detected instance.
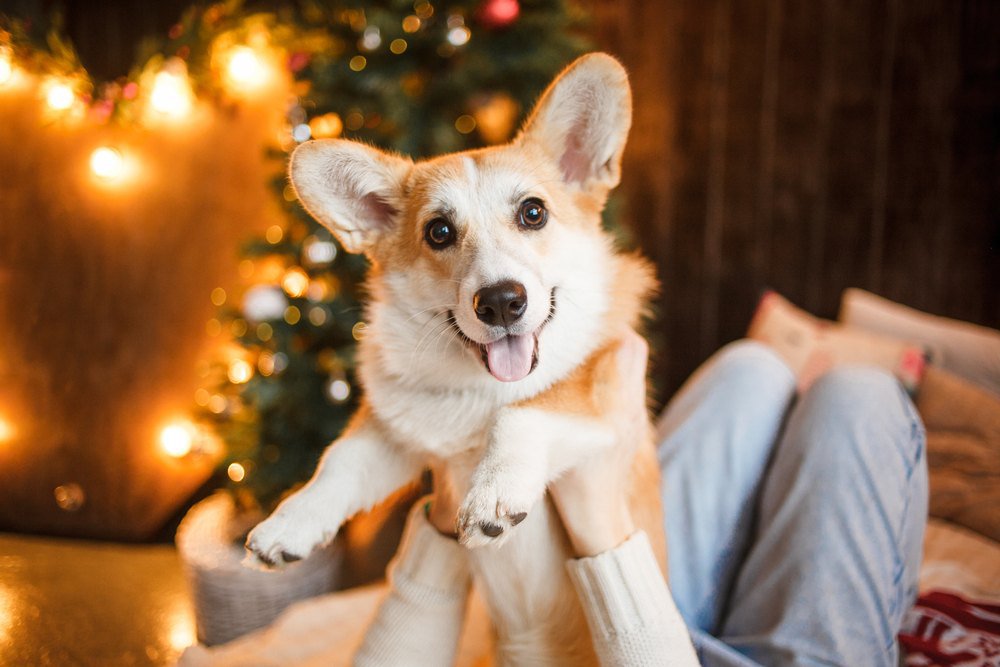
[457,478,538,548]
[480,522,504,537]
[242,501,335,570]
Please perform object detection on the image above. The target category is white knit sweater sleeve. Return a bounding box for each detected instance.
[354,500,471,667]
[565,531,701,666]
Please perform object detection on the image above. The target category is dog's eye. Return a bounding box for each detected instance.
[518,198,547,230]
[424,218,456,249]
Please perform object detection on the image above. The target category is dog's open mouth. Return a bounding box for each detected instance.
[448,289,556,383]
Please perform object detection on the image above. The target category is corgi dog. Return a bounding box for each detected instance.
[246,53,667,665]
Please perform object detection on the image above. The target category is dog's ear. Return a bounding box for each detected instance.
[519,53,632,195]
[289,139,411,254]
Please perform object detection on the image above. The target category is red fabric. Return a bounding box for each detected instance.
[900,591,1000,666]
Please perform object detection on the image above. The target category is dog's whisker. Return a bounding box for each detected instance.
[407,318,455,374]
[410,323,456,374]
[403,303,458,325]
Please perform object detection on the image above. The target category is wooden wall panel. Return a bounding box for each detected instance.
[586,0,999,400]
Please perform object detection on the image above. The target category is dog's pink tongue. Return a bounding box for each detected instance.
[485,335,534,382]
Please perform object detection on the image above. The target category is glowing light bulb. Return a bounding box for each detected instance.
[309,113,343,139]
[226,47,267,89]
[150,64,193,118]
[90,146,125,181]
[167,612,196,651]
[227,462,246,482]
[160,422,194,458]
[0,47,13,85]
[0,416,13,443]
[228,358,254,384]
[447,26,471,46]
[45,80,75,111]
[282,268,309,297]
[327,378,351,402]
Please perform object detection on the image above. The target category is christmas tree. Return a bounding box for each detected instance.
[200,0,591,512]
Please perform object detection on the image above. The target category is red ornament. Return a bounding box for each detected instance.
[477,0,520,29]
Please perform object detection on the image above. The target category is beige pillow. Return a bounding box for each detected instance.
[747,291,926,393]
[839,288,1000,397]
[918,366,1000,542]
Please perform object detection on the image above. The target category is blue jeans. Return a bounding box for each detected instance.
[658,341,928,666]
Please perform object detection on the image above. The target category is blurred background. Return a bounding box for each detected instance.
[0,0,997,664]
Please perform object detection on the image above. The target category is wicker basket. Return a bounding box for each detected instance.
[176,492,342,646]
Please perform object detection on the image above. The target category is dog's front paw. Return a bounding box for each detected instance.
[244,506,334,569]
[457,477,536,549]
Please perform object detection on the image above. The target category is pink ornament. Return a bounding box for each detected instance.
[477,0,520,29]
[89,99,114,124]
[288,52,311,73]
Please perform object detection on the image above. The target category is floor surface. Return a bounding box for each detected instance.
[0,532,195,666]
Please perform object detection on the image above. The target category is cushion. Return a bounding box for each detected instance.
[747,291,926,393]
[839,288,1000,397]
[920,517,1000,602]
[918,367,1000,542]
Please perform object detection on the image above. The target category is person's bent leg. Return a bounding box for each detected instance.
[718,367,928,667]
[657,340,796,636]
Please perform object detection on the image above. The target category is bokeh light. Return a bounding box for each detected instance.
[0,47,13,85]
[44,80,75,111]
[160,422,194,458]
[226,46,268,90]
[228,359,254,384]
[227,462,246,482]
[89,146,126,182]
[150,63,194,118]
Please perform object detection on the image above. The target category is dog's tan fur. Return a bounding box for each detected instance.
[246,53,667,664]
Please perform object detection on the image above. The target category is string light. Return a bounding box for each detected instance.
[326,378,351,402]
[0,46,13,85]
[194,388,211,406]
[0,416,13,444]
[149,60,193,118]
[53,483,85,511]
[210,287,227,306]
[89,146,126,182]
[455,114,476,134]
[282,268,309,297]
[258,350,276,376]
[360,27,382,51]
[414,1,435,19]
[228,358,254,384]
[447,26,471,46]
[167,611,196,652]
[160,422,195,458]
[308,305,328,326]
[44,79,75,111]
[265,225,283,244]
[207,394,228,414]
[227,462,246,482]
[402,16,422,32]
[226,46,268,90]
[303,235,337,265]
[309,113,343,139]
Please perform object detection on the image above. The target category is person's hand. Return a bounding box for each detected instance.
[549,329,649,557]
[427,465,461,537]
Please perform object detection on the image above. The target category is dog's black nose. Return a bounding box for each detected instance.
[474,281,527,327]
